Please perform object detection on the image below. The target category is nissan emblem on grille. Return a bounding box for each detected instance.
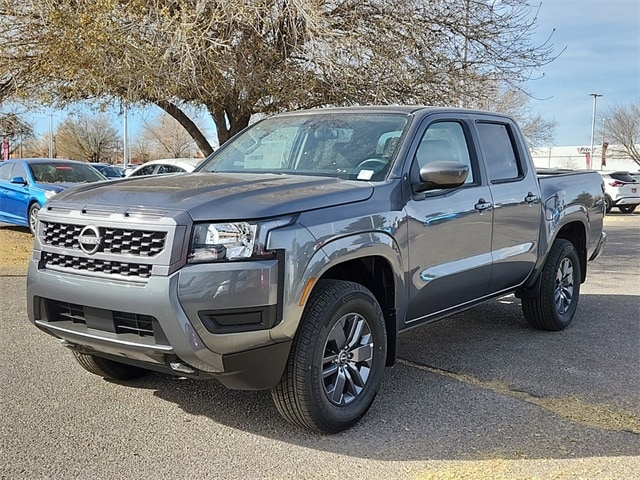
[78,225,102,255]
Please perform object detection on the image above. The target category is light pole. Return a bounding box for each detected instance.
[123,104,128,168]
[589,93,602,170]
[601,118,607,169]
[48,113,54,159]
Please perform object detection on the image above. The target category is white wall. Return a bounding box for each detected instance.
[530,145,639,172]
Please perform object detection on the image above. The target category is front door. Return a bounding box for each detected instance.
[405,119,493,323]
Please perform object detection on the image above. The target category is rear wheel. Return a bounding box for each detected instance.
[618,204,637,214]
[72,352,150,380]
[522,239,581,331]
[271,280,387,433]
[603,195,613,213]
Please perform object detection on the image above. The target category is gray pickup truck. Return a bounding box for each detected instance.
[27,106,606,433]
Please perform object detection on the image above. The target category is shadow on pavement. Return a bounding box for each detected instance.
[122,293,640,461]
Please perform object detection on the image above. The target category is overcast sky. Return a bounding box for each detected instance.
[524,0,639,146]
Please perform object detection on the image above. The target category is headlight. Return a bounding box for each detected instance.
[190,222,257,261]
[188,217,295,263]
[44,190,57,200]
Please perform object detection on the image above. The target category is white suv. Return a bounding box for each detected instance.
[599,171,640,214]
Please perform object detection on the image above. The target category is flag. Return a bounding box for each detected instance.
[601,142,608,168]
[1,139,9,161]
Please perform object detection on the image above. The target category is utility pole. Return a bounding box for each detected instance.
[588,93,602,170]
[48,113,54,158]
[123,104,128,168]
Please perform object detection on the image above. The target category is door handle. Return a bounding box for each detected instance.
[475,198,493,212]
[525,192,538,204]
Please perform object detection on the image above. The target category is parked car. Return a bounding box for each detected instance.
[91,163,124,179]
[125,158,201,177]
[598,170,640,214]
[0,158,106,234]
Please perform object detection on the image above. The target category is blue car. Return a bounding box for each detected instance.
[0,158,106,234]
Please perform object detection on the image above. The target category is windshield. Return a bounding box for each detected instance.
[30,162,106,183]
[198,113,410,181]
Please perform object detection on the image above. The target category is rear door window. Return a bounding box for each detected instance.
[476,122,521,182]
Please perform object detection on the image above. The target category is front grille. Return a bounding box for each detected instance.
[114,312,155,337]
[43,252,153,278]
[46,300,167,343]
[42,222,167,257]
[49,301,86,325]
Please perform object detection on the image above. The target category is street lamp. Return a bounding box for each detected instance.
[122,104,128,168]
[589,93,602,170]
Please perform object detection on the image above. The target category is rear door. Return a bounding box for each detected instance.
[472,116,541,293]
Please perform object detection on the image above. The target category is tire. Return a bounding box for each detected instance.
[618,204,637,214]
[72,352,150,380]
[28,203,40,235]
[271,280,387,433]
[522,239,581,331]
[603,195,612,213]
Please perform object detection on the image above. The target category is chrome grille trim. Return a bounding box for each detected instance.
[42,222,167,257]
[42,252,153,279]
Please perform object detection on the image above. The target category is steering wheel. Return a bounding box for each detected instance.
[356,158,387,171]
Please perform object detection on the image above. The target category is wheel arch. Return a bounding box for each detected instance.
[298,233,404,367]
[554,221,587,283]
[320,255,397,366]
[517,219,587,299]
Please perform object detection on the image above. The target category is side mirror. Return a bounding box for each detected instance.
[415,161,469,192]
[10,176,27,185]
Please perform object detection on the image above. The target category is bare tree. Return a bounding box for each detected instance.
[140,113,198,159]
[0,111,34,156]
[468,86,556,147]
[55,113,121,163]
[21,135,52,158]
[1,0,558,152]
[602,102,640,167]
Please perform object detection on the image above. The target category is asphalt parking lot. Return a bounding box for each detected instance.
[1,213,638,479]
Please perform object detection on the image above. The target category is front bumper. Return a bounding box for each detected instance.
[26,257,291,390]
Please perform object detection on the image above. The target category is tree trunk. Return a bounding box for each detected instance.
[213,108,251,146]
[155,100,214,156]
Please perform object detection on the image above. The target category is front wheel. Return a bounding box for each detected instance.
[271,280,387,433]
[73,352,150,380]
[522,239,581,331]
[28,203,40,235]
[618,204,637,214]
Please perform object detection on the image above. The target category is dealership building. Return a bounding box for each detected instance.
[530,145,639,173]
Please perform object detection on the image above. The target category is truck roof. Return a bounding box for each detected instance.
[273,105,513,118]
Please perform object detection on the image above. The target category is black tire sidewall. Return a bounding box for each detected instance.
[302,282,387,431]
[545,241,581,328]
[619,205,636,214]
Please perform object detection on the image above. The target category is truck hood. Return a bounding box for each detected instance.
[51,172,374,221]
